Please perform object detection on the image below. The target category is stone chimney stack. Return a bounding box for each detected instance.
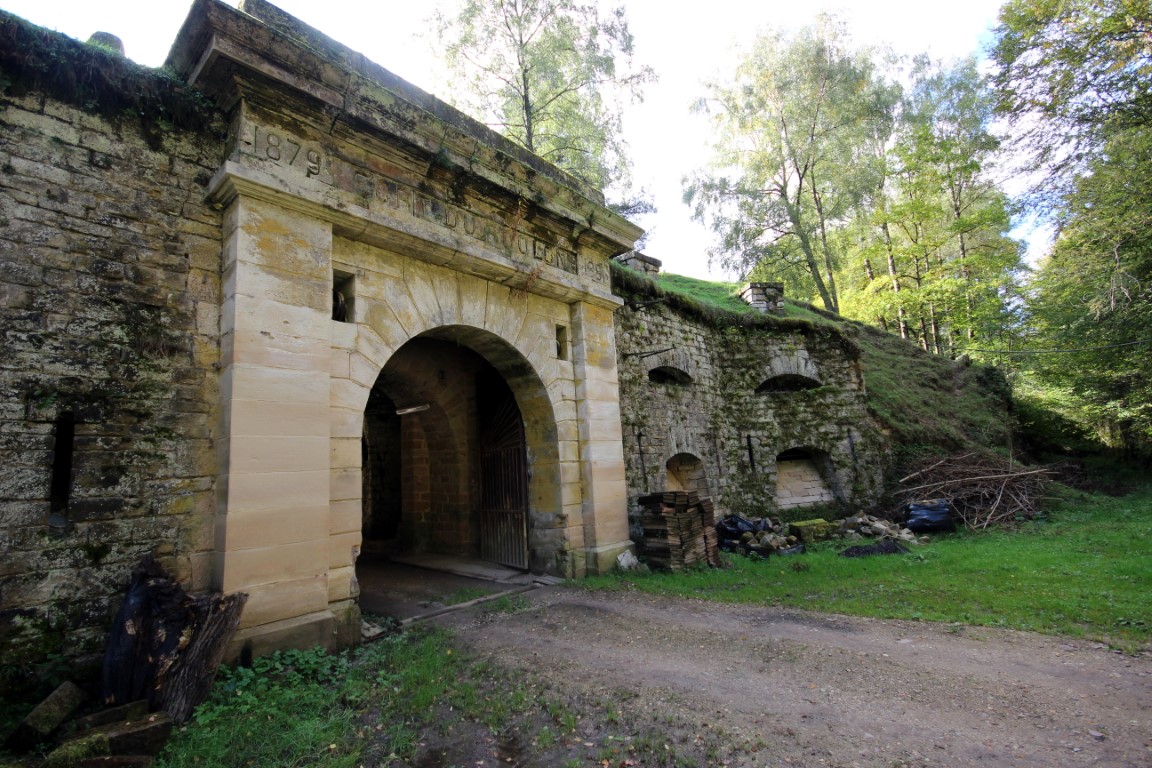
[87,32,125,56]
[739,282,785,313]
[615,252,662,276]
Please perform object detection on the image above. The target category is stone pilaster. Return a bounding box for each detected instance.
[215,194,339,655]
[570,301,631,574]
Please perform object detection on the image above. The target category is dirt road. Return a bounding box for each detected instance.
[433,586,1152,767]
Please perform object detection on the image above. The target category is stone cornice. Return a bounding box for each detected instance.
[166,0,643,261]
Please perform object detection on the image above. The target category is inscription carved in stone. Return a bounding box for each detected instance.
[237,120,603,283]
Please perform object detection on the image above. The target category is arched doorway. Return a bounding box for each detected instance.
[358,330,552,575]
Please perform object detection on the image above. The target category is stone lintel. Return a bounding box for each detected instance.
[207,163,624,311]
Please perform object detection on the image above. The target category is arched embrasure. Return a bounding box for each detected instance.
[648,366,694,385]
[774,447,835,510]
[665,452,710,496]
[755,374,822,394]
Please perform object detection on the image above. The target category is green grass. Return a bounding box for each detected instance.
[585,488,1152,652]
[655,273,756,314]
[156,628,478,768]
[854,326,1014,453]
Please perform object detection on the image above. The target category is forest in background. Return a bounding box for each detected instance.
[433,0,1152,461]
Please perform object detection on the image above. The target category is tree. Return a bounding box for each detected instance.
[840,58,1022,355]
[991,0,1152,205]
[435,0,654,192]
[684,18,899,313]
[992,0,1152,455]
[1024,125,1152,453]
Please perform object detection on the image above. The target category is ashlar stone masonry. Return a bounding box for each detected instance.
[1,0,638,661]
[1,0,895,666]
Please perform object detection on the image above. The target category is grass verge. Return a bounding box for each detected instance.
[585,488,1152,652]
[154,628,470,768]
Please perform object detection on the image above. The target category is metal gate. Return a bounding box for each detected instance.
[479,389,529,569]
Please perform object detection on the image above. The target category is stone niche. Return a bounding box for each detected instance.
[160,0,641,655]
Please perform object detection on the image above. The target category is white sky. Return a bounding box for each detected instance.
[1,0,1011,280]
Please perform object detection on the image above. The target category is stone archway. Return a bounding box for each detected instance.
[192,0,640,657]
[357,333,554,573]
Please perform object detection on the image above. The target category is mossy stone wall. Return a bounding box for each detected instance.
[0,15,226,664]
[614,270,890,522]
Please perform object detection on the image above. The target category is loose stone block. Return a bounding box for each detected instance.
[5,681,87,751]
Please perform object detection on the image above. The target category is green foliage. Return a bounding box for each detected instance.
[435,0,655,191]
[1022,126,1152,455]
[156,630,474,768]
[992,0,1152,456]
[685,21,1023,352]
[685,16,900,313]
[991,0,1152,202]
[585,487,1152,651]
[156,648,357,768]
[838,58,1025,358]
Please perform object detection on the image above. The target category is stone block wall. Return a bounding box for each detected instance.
[775,459,836,509]
[0,23,226,663]
[614,267,889,522]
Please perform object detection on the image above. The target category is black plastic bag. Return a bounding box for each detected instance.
[716,515,755,540]
[905,499,955,533]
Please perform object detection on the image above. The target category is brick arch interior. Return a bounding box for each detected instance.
[355,327,563,574]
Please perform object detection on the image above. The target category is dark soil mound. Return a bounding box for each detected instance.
[838,540,909,558]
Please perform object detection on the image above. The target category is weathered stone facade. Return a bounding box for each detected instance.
[0,0,893,667]
[613,267,889,522]
[0,18,226,663]
[1,0,638,663]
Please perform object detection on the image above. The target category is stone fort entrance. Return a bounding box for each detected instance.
[168,0,640,654]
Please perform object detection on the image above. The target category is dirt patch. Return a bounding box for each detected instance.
[410,586,1152,767]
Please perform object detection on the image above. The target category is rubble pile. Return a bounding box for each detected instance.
[715,516,803,556]
[714,511,929,559]
[837,513,927,545]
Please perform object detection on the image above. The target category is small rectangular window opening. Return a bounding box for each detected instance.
[333,270,355,323]
[50,411,75,519]
[555,325,568,360]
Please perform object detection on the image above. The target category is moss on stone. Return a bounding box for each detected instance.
[0,11,226,150]
[788,519,834,543]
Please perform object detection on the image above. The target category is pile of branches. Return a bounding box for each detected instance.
[894,452,1056,530]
